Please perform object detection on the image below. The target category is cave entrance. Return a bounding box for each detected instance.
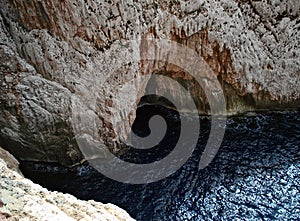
[137,72,210,115]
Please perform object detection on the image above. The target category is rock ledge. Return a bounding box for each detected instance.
[0,147,135,221]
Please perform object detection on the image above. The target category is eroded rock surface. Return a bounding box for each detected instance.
[0,147,135,221]
[0,0,299,164]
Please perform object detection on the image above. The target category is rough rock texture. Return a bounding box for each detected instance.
[0,0,299,164]
[0,143,22,175]
[0,147,135,221]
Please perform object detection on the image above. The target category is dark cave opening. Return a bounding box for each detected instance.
[120,95,183,164]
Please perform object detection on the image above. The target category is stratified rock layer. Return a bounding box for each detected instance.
[0,0,299,164]
[0,147,135,221]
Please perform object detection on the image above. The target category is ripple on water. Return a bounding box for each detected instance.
[20,109,300,221]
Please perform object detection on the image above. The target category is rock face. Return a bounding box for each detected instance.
[0,0,299,164]
[0,147,135,221]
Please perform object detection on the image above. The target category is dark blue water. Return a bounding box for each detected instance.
[20,106,300,221]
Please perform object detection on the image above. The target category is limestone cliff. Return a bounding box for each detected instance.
[0,0,299,164]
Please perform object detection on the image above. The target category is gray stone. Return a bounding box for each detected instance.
[4,76,13,83]
[0,0,299,164]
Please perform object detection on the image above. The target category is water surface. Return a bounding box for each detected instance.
[20,106,300,220]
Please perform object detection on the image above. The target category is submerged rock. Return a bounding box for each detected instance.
[0,147,135,221]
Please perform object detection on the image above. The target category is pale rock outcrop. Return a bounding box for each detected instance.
[0,147,135,221]
[0,0,299,164]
